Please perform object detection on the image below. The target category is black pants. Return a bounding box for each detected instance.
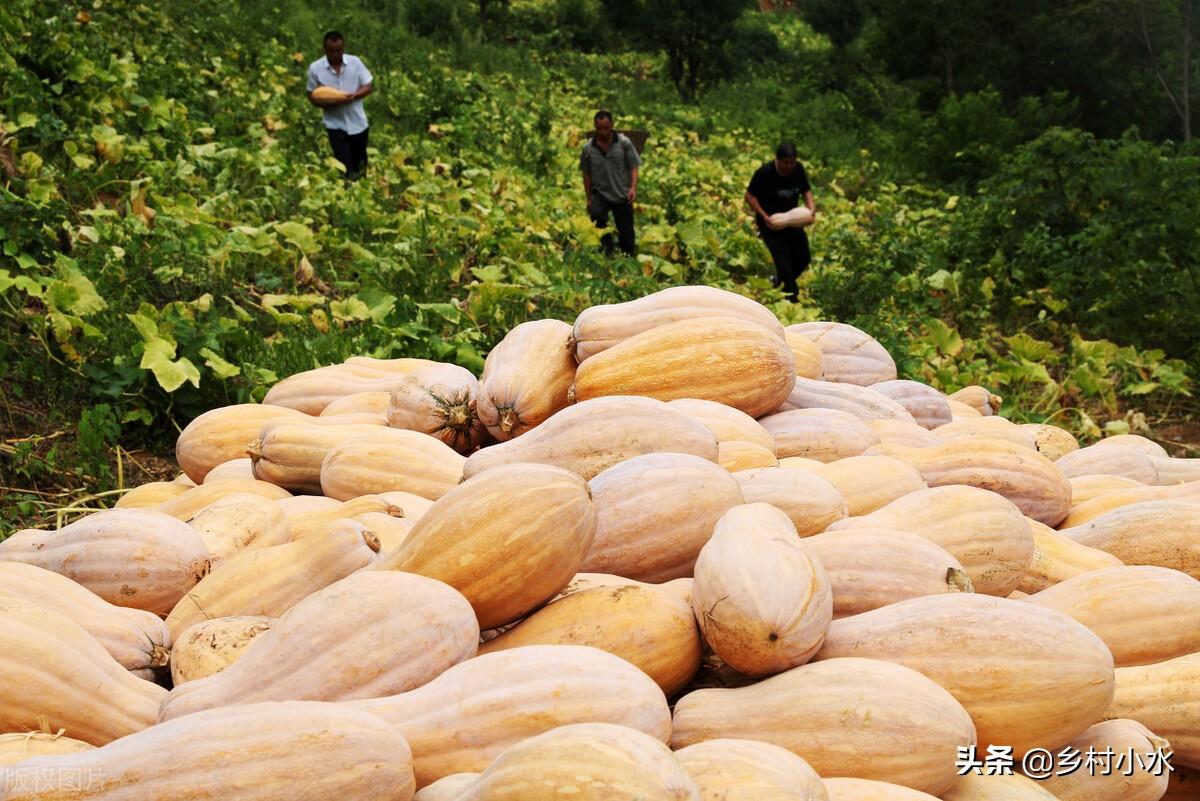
[328,128,369,178]
[761,228,811,300]
[589,193,636,256]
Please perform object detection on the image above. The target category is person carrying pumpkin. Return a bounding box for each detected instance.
[306,31,374,179]
[744,142,816,302]
[580,110,641,257]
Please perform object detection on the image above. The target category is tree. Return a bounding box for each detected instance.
[604,0,756,102]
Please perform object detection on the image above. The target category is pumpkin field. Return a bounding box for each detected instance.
[2,0,1200,798]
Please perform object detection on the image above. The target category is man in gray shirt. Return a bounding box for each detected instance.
[307,31,374,179]
[580,110,641,256]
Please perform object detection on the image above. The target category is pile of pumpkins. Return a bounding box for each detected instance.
[1,284,1198,801]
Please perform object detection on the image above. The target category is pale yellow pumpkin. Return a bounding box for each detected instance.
[786,321,897,385]
[479,583,700,695]
[939,772,1060,800]
[170,616,274,685]
[582,453,744,581]
[784,329,825,379]
[175,403,308,482]
[202,457,256,483]
[0,731,94,767]
[869,379,952,429]
[948,385,1002,416]
[185,492,291,564]
[801,454,927,516]
[804,528,972,617]
[320,428,466,501]
[717,440,779,471]
[375,463,597,628]
[1017,518,1124,594]
[781,376,917,423]
[476,318,575,440]
[1022,565,1200,666]
[249,419,385,493]
[759,408,880,462]
[733,466,847,535]
[867,418,941,448]
[671,657,975,795]
[463,396,718,481]
[814,594,1114,757]
[1022,422,1081,461]
[1105,651,1200,768]
[1061,478,1200,527]
[571,285,785,362]
[823,778,941,800]
[1056,444,1161,484]
[1036,719,1171,801]
[112,480,191,508]
[1060,499,1200,579]
[386,362,488,453]
[350,645,672,787]
[692,504,833,676]
[666,398,776,451]
[572,316,796,418]
[674,739,828,801]
[160,571,479,719]
[1068,474,1147,506]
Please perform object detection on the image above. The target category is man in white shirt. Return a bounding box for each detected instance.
[307,31,374,179]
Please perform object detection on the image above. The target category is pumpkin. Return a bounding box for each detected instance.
[1017,518,1124,594]
[287,495,403,539]
[671,657,975,795]
[185,492,292,563]
[1,701,417,800]
[155,478,293,520]
[947,399,983,419]
[932,417,1037,450]
[732,467,847,535]
[0,731,94,767]
[170,616,274,685]
[386,362,488,453]
[202,457,256,482]
[175,403,308,482]
[0,561,171,681]
[780,376,916,424]
[948,385,1002,416]
[828,485,1034,597]
[1021,565,1200,666]
[1068,474,1147,506]
[476,318,575,440]
[276,494,342,515]
[666,398,776,451]
[0,509,211,616]
[717,440,778,471]
[572,316,796,418]
[0,597,166,746]
[319,389,392,420]
[1021,423,1080,461]
[350,645,672,787]
[868,380,952,429]
[1035,719,1171,801]
[570,285,784,363]
[462,396,718,481]
[692,504,833,676]
[867,419,941,448]
[786,321,897,385]
[164,520,379,639]
[112,480,191,508]
[1152,456,1200,485]
[409,723,700,801]
[375,463,597,629]
[1060,478,1200,527]
[783,329,825,379]
[822,779,941,800]
[1055,444,1161,484]
[160,571,478,719]
[865,438,1072,526]
[799,454,927,516]
[1105,651,1200,767]
[758,408,879,462]
[939,772,1060,800]
[674,739,828,801]
[1092,433,1169,459]
[479,583,701,695]
[582,453,744,581]
[249,420,384,493]
[1060,499,1200,579]
[814,594,1114,757]
[320,428,466,501]
[262,360,433,415]
[804,528,972,618]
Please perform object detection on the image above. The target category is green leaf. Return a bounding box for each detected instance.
[1004,332,1055,363]
[417,302,462,323]
[1121,381,1159,396]
[358,288,397,323]
[924,319,964,357]
[330,296,372,322]
[140,339,200,392]
[274,221,321,255]
[47,271,107,316]
[126,313,161,343]
[199,347,241,379]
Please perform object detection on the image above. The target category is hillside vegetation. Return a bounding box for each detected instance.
[1,0,1197,528]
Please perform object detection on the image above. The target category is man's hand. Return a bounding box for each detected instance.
[586,195,593,213]
[766,214,786,231]
[626,186,636,203]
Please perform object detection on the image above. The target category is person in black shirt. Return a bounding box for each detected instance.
[744,142,816,302]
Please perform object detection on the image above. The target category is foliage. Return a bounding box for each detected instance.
[0,0,1196,531]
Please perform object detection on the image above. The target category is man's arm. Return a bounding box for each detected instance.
[351,83,373,101]
[626,166,638,203]
[745,190,781,229]
[583,172,593,211]
[804,190,815,213]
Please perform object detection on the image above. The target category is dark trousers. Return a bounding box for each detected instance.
[328,128,369,178]
[589,193,636,256]
[761,228,811,300]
